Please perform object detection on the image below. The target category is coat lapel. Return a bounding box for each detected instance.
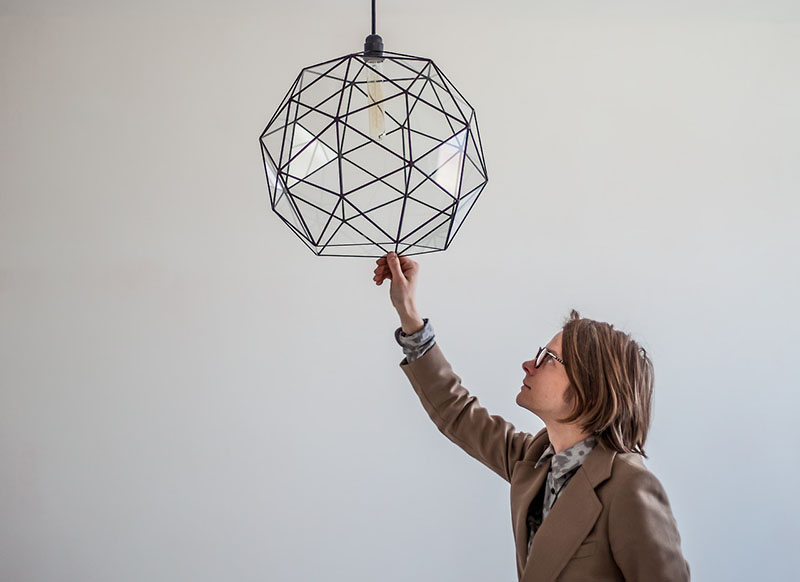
[508,428,551,579]
[518,441,617,582]
[510,460,550,577]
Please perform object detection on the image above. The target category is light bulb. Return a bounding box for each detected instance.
[366,61,386,141]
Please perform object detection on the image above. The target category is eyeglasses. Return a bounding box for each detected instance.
[534,346,565,368]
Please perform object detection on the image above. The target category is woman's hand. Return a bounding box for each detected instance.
[373,252,424,333]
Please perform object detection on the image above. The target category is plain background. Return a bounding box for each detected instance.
[2,1,798,580]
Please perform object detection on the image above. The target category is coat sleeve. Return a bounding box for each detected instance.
[608,469,691,581]
[400,341,538,482]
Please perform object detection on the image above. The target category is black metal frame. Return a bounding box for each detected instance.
[259,37,488,258]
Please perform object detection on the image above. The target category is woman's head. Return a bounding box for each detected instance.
[519,309,654,457]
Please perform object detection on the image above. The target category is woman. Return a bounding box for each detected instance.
[373,252,690,582]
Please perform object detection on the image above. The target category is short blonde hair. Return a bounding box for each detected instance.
[559,309,654,457]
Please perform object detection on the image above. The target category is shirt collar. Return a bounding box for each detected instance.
[534,435,598,479]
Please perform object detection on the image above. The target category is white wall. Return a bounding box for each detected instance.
[1,1,798,580]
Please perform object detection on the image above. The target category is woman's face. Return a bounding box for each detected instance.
[517,331,572,422]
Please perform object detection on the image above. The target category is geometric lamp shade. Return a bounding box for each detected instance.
[259,50,488,257]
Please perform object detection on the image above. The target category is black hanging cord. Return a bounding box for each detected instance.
[364,0,384,57]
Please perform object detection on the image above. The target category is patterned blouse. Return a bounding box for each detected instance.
[526,436,598,554]
[394,318,599,556]
[394,317,436,364]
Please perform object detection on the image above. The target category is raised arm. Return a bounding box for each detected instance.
[400,340,538,482]
[374,252,538,481]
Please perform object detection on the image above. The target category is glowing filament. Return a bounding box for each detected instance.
[366,63,386,141]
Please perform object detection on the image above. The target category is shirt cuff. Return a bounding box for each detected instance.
[394,318,435,363]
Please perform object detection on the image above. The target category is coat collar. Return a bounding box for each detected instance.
[511,429,617,581]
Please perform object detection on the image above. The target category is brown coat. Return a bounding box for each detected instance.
[400,342,690,582]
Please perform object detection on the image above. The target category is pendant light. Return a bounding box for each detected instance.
[259,0,488,257]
